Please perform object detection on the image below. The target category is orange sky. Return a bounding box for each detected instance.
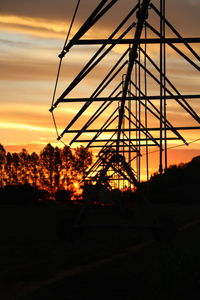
[0,0,199,179]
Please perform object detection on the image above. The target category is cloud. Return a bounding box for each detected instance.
[0,0,104,24]
[0,15,69,39]
[0,122,53,133]
[0,0,199,171]
[0,0,199,38]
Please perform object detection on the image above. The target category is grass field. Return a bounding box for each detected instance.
[0,202,200,299]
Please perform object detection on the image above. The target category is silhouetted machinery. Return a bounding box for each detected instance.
[84,147,138,189]
[51,0,199,242]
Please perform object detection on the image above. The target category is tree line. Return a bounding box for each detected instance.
[0,143,92,196]
[138,155,200,204]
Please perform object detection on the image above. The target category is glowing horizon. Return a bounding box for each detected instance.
[0,0,199,179]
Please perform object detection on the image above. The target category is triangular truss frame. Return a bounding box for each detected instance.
[50,0,200,190]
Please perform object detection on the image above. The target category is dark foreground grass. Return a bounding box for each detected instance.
[20,223,200,300]
[0,203,200,299]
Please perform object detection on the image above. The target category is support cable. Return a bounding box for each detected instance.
[150,3,200,62]
[62,0,118,55]
[50,0,81,145]
[52,4,138,110]
[142,138,200,156]
[51,0,81,108]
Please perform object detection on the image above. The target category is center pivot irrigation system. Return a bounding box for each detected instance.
[50,0,200,191]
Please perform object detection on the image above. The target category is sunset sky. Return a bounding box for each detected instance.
[0,0,199,176]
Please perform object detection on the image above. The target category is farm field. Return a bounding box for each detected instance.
[0,202,200,299]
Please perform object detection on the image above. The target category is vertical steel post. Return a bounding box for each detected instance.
[163,0,167,171]
[135,62,139,181]
[128,80,132,188]
[116,0,150,156]
[144,24,149,182]
[138,1,141,183]
[159,0,163,174]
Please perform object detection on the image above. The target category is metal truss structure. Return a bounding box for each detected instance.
[50,0,200,190]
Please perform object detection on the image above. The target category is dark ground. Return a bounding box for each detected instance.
[0,202,200,300]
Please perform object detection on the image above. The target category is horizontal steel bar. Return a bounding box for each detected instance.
[74,37,200,45]
[82,144,164,148]
[73,224,158,229]
[65,126,200,133]
[58,94,200,103]
[101,150,138,152]
[86,177,136,181]
[74,137,180,143]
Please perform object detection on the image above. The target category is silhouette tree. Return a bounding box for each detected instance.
[1,141,199,205]
[61,145,73,190]
[39,143,55,194]
[29,152,40,187]
[53,146,63,191]
[0,143,93,199]
[138,155,200,204]
[0,144,6,187]
[5,152,12,185]
[19,148,30,184]
[12,152,20,185]
[72,146,93,179]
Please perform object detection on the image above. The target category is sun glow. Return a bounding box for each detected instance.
[0,1,199,184]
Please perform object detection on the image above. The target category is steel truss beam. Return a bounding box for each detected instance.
[74,37,200,45]
[73,137,181,143]
[87,144,171,148]
[51,0,200,188]
[58,95,200,102]
[65,127,200,133]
